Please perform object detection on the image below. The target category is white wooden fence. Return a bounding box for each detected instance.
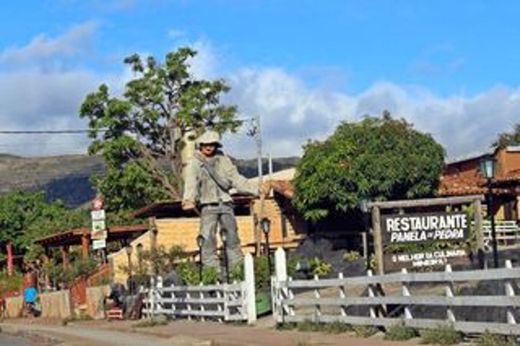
[271,248,520,335]
[142,253,256,324]
[482,220,520,249]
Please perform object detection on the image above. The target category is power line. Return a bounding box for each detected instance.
[0,129,98,134]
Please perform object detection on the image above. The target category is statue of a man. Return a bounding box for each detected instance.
[182,130,268,271]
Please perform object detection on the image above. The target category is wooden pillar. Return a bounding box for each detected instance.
[42,252,51,290]
[371,206,384,275]
[6,242,13,276]
[61,246,70,269]
[81,233,90,259]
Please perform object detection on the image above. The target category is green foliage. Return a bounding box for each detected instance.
[176,261,219,285]
[80,47,241,212]
[420,325,463,345]
[0,191,89,257]
[293,113,445,221]
[352,325,378,338]
[343,251,361,262]
[43,257,98,287]
[475,330,518,346]
[384,322,417,341]
[279,321,353,334]
[0,270,23,296]
[494,123,520,149]
[309,257,332,277]
[230,256,272,291]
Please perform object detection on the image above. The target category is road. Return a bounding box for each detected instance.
[0,334,34,346]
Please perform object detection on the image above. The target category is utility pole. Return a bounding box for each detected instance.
[254,114,264,256]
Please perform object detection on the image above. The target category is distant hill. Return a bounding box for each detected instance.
[0,154,299,208]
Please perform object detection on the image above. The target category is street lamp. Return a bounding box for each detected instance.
[196,235,205,283]
[260,217,272,277]
[479,155,499,268]
[220,228,230,284]
[125,245,134,294]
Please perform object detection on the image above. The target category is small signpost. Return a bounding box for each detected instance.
[368,195,485,274]
[91,195,107,250]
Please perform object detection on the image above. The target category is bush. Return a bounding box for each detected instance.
[176,262,219,285]
[352,325,378,338]
[230,256,272,291]
[384,322,417,341]
[0,270,23,296]
[277,321,352,334]
[420,325,462,345]
[475,330,518,346]
[343,251,361,262]
[309,257,332,277]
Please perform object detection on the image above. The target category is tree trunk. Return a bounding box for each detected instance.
[6,242,13,276]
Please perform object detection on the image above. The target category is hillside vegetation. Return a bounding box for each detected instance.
[0,154,298,208]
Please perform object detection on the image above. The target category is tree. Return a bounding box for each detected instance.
[0,191,88,273]
[493,123,520,149]
[80,47,241,211]
[293,113,445,221]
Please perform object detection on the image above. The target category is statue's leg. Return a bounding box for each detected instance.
[200,206,220,270]
[220,207,244,270]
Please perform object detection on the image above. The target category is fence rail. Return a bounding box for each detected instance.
[271,248,520,335]
[142,253,256,324]
[480,220,520,248]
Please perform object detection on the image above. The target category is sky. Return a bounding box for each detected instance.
[1,0,520,159]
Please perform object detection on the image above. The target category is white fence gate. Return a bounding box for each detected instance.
[142,253,256,324]
[271,248,520,335]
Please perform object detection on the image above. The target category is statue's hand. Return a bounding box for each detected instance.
[182,200,196,211]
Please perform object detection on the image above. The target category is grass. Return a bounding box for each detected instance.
[352,325,378,338]
[384,322,417,341]
[420,325,462,345]
[475,330,518,346]
[276,321,352,334]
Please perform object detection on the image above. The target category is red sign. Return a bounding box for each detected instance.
[91,195,104,211]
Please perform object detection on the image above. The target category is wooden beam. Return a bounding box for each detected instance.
[371,206,384,275]
[81,232,90,259]
[368,195,485,209]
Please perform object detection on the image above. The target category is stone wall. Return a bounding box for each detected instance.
[86,285,110,319]
[4,295,23,318]
[40,290,74,319]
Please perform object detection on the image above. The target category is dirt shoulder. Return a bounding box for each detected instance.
[2,318,420,346]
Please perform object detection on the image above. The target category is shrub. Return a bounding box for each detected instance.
[176,262,219,285]
[0,270,23,296]
[352,325,378,338]
[475,330,517,346]
[384,322,417,341]
[343,251,361,262]
[230,256,272,291]
[420,325,462,345]
[308,257,332,277]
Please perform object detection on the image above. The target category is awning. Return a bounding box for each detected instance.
[35,224,149,248]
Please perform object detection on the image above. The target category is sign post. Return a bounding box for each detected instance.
[91,195,107,250]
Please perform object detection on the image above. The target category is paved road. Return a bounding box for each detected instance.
[0,334,33,346]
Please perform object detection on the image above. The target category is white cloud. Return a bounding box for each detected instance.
[1,32,519,160]
[0,22,97,66]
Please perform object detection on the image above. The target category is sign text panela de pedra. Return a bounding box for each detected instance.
[382,212,470,270]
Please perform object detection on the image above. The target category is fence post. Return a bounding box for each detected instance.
[445,264,456,323]
[273,247,288,323]
[199,282,205,322]
[149,276,155,318]
[216,281,224,323]
[505,260,517,325]
[313,274,321,322]
[171,282,176,319]
[367,269,377,319]
[244,253,257,325]
[401,268,412,320]
[338,272,347,318]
